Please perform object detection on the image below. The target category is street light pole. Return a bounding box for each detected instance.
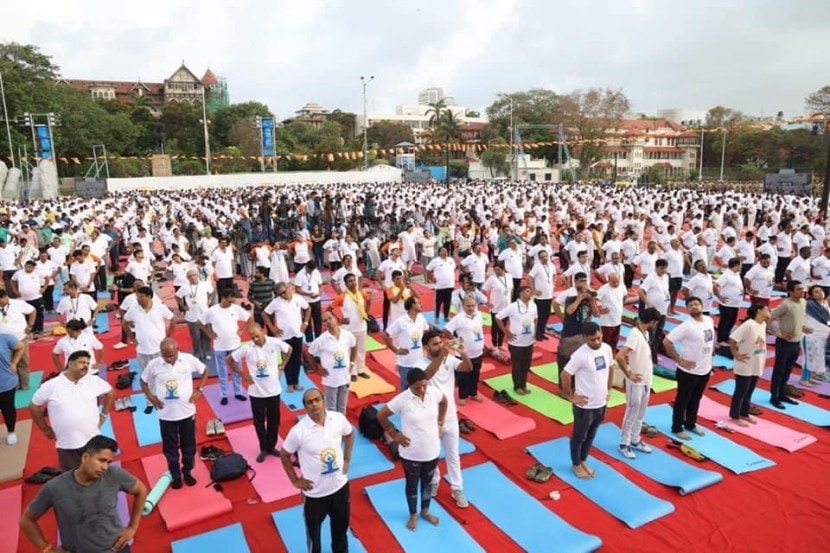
[0,73,14,168]
[698,124,704,181]
[201,87,211,175]
[719,128,727,182]
[361,75,374,171]
[508,97,514,181]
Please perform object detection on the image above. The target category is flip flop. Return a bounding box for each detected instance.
[534,464,553,483]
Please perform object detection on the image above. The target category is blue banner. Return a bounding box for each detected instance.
[261,117,274,156]
[35,125,53,159]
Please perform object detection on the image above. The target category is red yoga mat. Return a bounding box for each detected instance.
[457,394,536,439]
[141,453,233,532]
[0,485,21,553]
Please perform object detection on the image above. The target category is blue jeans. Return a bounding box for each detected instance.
[771,338,800,403]
[570,405,606,466]
[215,349,243,398]
[397,365,417,391]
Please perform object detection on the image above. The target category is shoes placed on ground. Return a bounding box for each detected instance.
[206,419,217,436]
[501,390,518,405]
[351,375,357,382]
[171,478,183,490]
[256,451,267,463]
[234,394,247,402]
[493,390,509,404]
[213,419,226,434]
[452,489,469,508]
[220,397,228,406]
[183,472,197,486]
[114,398,125,412]
[619,444,636,459]
[689,426,705,436]
[113,342,128,350]
[785,385,804,398]
[781,397,799,405]
[6,433,18,446]
[632,441,653,453]
[748,405,763,416]
[525,462,553,483]
[358,372,371,379]
[673,430,691,440]
[200,445,224,461]
[459,419,475,433]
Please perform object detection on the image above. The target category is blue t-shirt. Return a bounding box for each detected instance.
[0,333,20,392]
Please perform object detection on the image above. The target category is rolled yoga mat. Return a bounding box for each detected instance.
[592,422,723,495]
[713,380,830,427]
[526,436,675,528]
[460,461,602,553]
[272,505,367,553]
[143,471,173,515]
[484,373,576,424]
[646,403,776,474]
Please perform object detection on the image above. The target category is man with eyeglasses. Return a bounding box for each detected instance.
[264,282,310,393]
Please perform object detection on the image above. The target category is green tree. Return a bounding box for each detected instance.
[483,89,562,167]
[366,120,415,150]
[160,102,202,156]
[432,109,463,183]
[328,109,358,143]
[805,85,830,115]
[426,99,447,129]
[211,101,271,148]
[480,139,509,177]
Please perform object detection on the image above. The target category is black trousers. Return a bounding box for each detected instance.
[217,277,234,295]
[717,306,739,344]
[730,375,758,418]
[623,264,634,289]
[382,293,391,329]
[94,265,107,293]
[250,395,280,453]
[3,270,14,296]
[491,319,505,348]
[0,387,16,433]
[159,416,196,479]
[458,355,482,399]
[402,458,438,515]
[43,285,55,312]
[535,298,552,340]
[284,336,304,386]
[303,482,350,553]
[26,297,45,333]
[774,257,790,284]
[770,338,800,403]
[570,405,606,465]
[511,278,522,301]
[508,344,533,390]
[672,369,710,433]
[305,301,323,342]
[434,288,452,320]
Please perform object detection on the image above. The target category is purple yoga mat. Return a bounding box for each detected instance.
[203,383,253,423]
[761,365,830,395]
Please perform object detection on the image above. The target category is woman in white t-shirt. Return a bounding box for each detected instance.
[728,304,771,425]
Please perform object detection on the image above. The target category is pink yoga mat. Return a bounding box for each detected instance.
[696,396,817,452]
[203,383,253,423]
[457,393,536,439]
[225,426,300,503]
[0,486,21,553]
[761,366,830,395]
[141,453,233,531]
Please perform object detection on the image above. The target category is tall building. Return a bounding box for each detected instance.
[282,102,331,128]
[418,87,454,106]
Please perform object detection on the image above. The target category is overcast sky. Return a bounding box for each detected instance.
[5,0,829,120]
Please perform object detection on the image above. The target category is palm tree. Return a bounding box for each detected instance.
[433,109,462,184]
[426,99,447,129]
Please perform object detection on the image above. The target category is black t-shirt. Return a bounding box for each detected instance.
[562,295,592,337]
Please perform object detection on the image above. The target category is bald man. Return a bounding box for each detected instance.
[596,271,634,354]
[140,338,208,489]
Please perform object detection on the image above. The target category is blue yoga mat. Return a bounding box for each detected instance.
[364,478,485,552]
[127,359,143,391]
[647,403,776,473]
[281,370,317,411]
[546,322,563,334]
[348,425,396,480]
[172,523,250,553]
[422,311,448,330]
[381,405,476,458]
[95,311,110,333]
[593,423,722,495]
[130,393,162,446]
[526,437,675,528]
[100,407,115,441]
[272,506,366,553]
[460,462,602,552]
[713,380,830,427]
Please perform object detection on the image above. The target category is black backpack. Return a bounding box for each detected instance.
[115,372,136,390]
[358,405,384,440]
[207,453,255,487]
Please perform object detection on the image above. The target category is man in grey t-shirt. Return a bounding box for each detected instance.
[20,435,148,553]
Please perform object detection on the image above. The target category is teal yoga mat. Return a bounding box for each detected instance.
[647,403,776,473]
[526,437,675,528]
[364,478,485,552]
[272,506,367,552]
[171,523,250,553]
[280,370,317,411]
[130,393,162,446]
[15,371,43,409]
[460,462,602,552]
[713,380,830,427]
[593,423,723,495]
[143,471,172,515]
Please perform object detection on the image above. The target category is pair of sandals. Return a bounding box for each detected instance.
[109,360,129,370]
[526,462,553,483]
[640,422,658,438]
[785,385,805,398]
[25,466,63,484]
[115,397,136,412]
[206,419,226,436]
[459,419,476,434]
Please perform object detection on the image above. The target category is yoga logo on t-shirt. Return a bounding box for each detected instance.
[703,329,714,343]
[164,380,180,400]
[410,332,422,350]
[521,320,533,335]
[318,447,339,475]
[255,359,269,378]
[594,356,607,371]
[333,351,346,369]
[472,324,483,342]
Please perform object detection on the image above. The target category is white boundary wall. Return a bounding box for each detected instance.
[106,168,402,192]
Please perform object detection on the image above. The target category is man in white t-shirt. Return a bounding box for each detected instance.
[306,312,356,415]
[615,308,660,458]
[175,269,215,361]
[663,297,716,440]
[528,250,556,341]
[811,247,830,296]
[638,259,670,363]
[211,237,236,294]
[383,296,431,391]
[596,272,634,353]
[141,338,208,489]
[377,247,407,329]
[122,286,175,371]
[56,280,98,328]
[426,248,457,323]
[263,283,310,393]
[744,254,775,306]
[330,273,373,381]
[200,288,251,404]
[228,324,290,463]
[30,350,113,471]
[11,260,46,334]
[294,260,324,342]
[280,389,354,553]
[482,261,513,351]
[561,322,614,479]
[460,243,488,288]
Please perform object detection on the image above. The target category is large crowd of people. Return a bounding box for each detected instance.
[3,178,828,552]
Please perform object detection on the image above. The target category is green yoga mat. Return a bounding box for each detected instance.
[484,373,576,424]
[143,471,172,515]
[365,336,387,352]
[530,363,626,408]
[651,375,678,393]
[15,371,43,409]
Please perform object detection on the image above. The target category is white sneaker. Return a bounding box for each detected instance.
[112,342,128,350]
[452,489,469,508]
[6,433,18,445]
[632,441,653,453]
[619,444,636,459]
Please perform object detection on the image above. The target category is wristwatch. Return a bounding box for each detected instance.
[198,386,205,392]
